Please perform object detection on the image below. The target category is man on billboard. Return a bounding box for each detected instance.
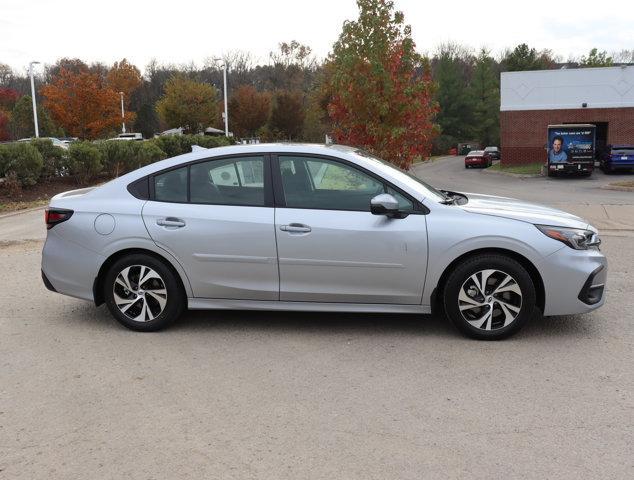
[549,135,568,163]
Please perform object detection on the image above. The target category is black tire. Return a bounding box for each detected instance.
[443,254,536,340]
[104,254,184,331]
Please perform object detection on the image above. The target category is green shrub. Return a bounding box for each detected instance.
[189,134,232,149]
[132,142,167,169]
[68,142,103,184]
[0,144,10,177]
[2,142,44,186]
[97,140,135,177]
[30,138,67,180]
[151,134,232,157]
[151,135,184,157]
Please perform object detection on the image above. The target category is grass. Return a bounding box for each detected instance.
[0,198,49,214]
[609,180,634,188]
[487,162,543,175]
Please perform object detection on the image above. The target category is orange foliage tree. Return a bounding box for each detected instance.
[228,85,271,138]
[325,0,437,169]
[42,67,135,139]
[106,58,142,107]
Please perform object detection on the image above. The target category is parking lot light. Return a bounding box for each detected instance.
[29,61,40,138]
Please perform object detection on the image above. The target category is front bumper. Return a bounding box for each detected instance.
[548,163,593,174]
[539,246,607,316]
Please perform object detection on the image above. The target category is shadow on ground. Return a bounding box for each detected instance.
[79,303,600,341]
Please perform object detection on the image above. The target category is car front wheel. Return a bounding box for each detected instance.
[104,254,184,331]
[443,254,536,340]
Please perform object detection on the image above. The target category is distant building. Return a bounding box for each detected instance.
[500,66,634,165]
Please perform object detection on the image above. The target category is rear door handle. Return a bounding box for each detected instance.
[280,223,311,233]
[157,217,186,228]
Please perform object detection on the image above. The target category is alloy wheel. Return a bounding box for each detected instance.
[112,265,167,322]
[458,269,523,331]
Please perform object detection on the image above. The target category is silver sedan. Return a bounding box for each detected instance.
[41,144,607,339]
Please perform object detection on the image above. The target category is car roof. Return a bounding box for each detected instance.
[87,143,433,204]
[103,143,364,185]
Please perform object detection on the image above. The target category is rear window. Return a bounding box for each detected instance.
[467,150,484,156]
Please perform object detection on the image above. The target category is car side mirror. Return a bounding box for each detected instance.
[370,193,404,218]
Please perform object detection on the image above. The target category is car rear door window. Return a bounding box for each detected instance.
[154,167,187,203]
[190,156,265,206]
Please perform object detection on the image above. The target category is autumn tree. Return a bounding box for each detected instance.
[42,68,134,139]
[228,85,271,138]
[155,75,218,133]
[0,87,19,140]
[0,87,19,110]
[106,59,143,106]
[269,91,305,139]
[0,111,9,141]
[325,0,437,168]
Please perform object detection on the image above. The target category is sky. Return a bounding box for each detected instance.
[1,0,633,74]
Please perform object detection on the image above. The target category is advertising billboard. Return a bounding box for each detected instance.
[547,124,596,175]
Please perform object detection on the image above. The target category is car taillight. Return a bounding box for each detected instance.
[45,208,73,229]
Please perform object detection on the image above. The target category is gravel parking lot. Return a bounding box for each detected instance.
[1,157,632,479]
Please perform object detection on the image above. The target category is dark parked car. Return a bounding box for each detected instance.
[601,145,634,173]
[484,146,501,160]
[465,150,492,168]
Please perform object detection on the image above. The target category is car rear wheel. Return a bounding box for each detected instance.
[104,254,184,331]
[443,254,536,340]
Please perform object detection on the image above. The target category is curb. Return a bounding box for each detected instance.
[0,205,46,220]
[481,167,542,179]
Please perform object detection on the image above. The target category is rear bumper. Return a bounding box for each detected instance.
[41,229,104,302]
[41,270,57,292]
[604,161,634,170]
[465,158,488,166]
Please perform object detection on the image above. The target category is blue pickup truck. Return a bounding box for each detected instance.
[601,145,634,173]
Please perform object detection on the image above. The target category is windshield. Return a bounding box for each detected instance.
[351,149,448,203]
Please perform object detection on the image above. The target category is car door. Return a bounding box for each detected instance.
[142,154,279,300]
[273,154,428,304]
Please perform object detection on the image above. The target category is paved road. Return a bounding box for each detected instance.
[412,156,633,205]
[1,166,633,479]
[413,157,634,232]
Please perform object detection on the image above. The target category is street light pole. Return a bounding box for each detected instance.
[119,92,126,134]
[222,63,228,137]
[29,61,40,138]
[213,58,229,137]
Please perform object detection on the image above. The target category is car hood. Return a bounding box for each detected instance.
[458,193,590,229]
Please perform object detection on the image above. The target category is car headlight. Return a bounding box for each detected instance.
[536,225,601,250]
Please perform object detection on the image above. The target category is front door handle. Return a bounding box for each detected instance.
[280,223,311,233]
[157,217,186,228]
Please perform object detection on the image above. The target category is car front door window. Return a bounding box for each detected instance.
[279,156,385,211]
